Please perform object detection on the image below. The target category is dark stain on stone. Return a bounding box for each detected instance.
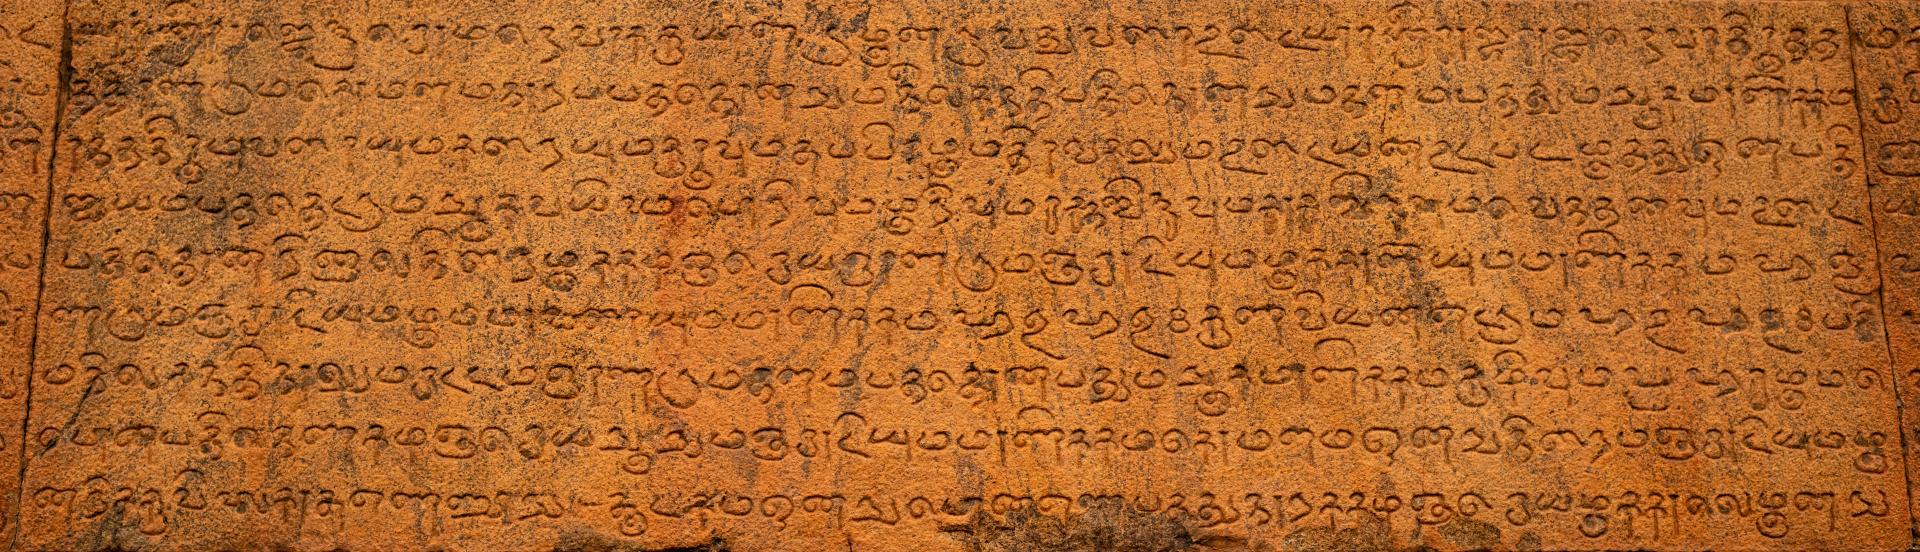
[938,500,1254,552]
[1283,515,1508,552]
[551,530,728,552]
[1432,518,1502,551]
[1280,513,1393,552]
[1513,531,1543,551]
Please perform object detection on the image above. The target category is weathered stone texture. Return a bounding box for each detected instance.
[0,0,60,546]
[8,0,1920,550]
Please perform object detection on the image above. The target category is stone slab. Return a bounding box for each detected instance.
[8,0,1920,550]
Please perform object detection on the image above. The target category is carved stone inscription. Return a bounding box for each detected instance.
[10,0,1920,550]
[0,0,59,546]
[1851,1,1920,547]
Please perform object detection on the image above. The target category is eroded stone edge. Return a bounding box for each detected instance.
[1844,0,1920,549]
[4,0,68,549]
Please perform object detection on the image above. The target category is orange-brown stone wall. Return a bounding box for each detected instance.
[5,0,1920,550]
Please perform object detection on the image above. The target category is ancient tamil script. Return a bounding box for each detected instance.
[1,0,1919,550]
